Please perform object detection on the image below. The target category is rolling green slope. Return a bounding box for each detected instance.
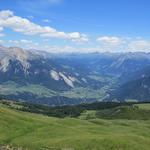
[95,105,150,120]
[134,103,150,110]
[1,104,150,150]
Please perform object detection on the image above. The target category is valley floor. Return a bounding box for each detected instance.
[0,105,150,150]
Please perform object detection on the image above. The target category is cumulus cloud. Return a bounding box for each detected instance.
[96,36,150,52]
[0,10,89,42]
[97,36,123,46]
[96,36,124,52]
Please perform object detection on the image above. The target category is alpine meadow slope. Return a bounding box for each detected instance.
[0,101,150,150]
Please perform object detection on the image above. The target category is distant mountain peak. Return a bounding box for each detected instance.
[0,46,31,72]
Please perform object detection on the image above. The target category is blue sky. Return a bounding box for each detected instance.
[0,0,150,53]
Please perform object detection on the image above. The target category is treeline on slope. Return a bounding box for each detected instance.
[0,99,135,118]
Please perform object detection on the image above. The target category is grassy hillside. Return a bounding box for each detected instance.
[95,105,150,120]
[134,103,150,110]
[1,103,150,150]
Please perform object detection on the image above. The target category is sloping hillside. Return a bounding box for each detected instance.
[112,76,150,101]
[1,102,150,150]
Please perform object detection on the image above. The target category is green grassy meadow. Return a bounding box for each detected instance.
[0,103,150,150]
[134,103,150,110]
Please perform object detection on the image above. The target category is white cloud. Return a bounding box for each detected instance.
[20,39,33,43]
[28,16,34,19]
[0,10,13,19]
[97,36,123,46]
[37,45,109,53]
[3,38,150,53]
[128,40,150,52]
[7,39,39,50]
[0,40,4,44]
[96,36,150,53]
[0,27,3,32]
[0,10,89,42]
[43,19,51,23]
[9,39,33,44]
[69,33,89,42]
[96,36,124,52]
[0,33,5,37]
[0,27,5,37]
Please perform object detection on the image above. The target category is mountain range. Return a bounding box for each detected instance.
[1,45,150,105]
